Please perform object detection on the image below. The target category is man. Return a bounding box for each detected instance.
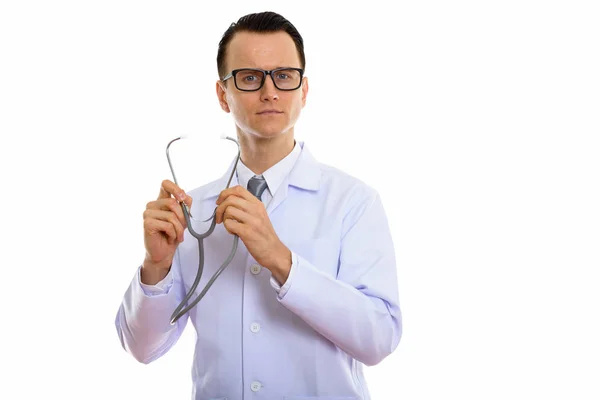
[116,11,402,400]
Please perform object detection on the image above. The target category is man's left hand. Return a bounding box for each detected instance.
[215,185,291,283]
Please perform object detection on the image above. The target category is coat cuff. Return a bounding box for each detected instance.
[137,266,174,296]
[269,251,298,299]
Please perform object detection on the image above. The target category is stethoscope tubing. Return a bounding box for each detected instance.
[165,136,241,325]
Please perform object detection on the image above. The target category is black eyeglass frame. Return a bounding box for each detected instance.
[221,67,304,92]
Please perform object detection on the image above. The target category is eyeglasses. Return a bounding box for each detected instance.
[221,67,304,92]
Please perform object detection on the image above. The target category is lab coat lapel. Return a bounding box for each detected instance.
[202,142,322,212]
[266,142,322,215]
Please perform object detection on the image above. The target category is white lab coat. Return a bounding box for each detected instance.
[116,141,402,400]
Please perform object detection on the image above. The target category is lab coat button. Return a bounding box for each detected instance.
[250,322,261,333]
[250,381,262,392]
[250,264,262,275]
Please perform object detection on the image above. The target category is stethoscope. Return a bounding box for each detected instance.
[165,135,241,325]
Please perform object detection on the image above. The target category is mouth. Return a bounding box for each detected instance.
[257,110,283,115]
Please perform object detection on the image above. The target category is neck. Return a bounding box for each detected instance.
[237,128,295,175]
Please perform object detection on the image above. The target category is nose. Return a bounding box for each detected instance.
[260,73,279,101]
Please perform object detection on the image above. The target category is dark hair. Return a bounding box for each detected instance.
[217,11,305,79]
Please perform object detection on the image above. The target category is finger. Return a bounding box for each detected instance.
[144,213,179,244]
[144,218,178,245]
[183,194,192,208]
[216,195,251,224]
[146,198,187,229]
[222,205,252,226]
[143,209,185,242]
[158,179,187,202]
[223,218,247,237]
[216,185,255,205]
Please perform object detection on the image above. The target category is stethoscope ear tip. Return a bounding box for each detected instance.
[220,133,240,146]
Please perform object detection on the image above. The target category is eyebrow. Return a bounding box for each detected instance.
[234,66,301,70]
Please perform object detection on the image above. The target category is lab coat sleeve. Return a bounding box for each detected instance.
[114,250,189,364]
[276,189,402,367]
[269,251,299,297]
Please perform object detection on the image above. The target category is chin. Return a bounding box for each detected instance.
[251,126,289,139]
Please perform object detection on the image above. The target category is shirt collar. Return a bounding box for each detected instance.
[205,140,320,200]
[235,140,301,197]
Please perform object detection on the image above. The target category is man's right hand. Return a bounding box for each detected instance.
[141,180,192,285]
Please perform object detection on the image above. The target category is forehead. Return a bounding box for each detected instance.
[226,31,301,70]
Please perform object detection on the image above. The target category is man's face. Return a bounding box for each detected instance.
[217,31,308,140]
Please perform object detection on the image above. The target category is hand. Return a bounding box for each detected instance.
[141,179,192,284]
[215,185,291,279]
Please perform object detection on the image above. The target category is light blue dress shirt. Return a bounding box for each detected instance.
[116,140,402,400]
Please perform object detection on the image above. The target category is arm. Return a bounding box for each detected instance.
[275,190,402,366]
[115,179,192,364]
[115,253,189,364]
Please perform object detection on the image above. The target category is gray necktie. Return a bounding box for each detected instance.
[247,175,268,201]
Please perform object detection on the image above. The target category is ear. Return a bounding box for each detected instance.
[216,80,231,113]
[301,76,309,108]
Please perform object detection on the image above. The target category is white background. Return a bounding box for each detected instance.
[1,1,599,399]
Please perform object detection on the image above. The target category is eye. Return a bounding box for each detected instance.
[236,70,263,83]
[276,73,290,80]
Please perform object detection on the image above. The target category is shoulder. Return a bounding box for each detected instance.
[316,160,380,206]
[312,160,386,236]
